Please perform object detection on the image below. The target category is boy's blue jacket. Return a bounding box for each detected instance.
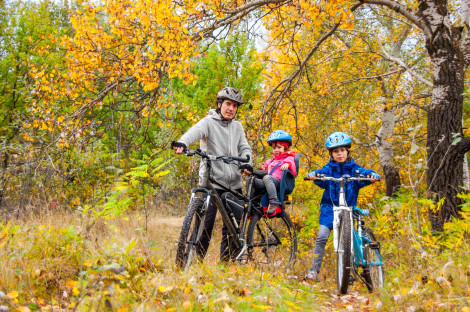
[314,158,376,229]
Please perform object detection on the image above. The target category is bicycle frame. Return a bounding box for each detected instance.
[352,208,383,268]
[332,179,350,252]
[184,148,264,260]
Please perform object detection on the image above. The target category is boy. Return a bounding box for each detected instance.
[306,132,379,280]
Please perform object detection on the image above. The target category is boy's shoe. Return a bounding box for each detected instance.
[306,270,318,281]
[266,202,280,215]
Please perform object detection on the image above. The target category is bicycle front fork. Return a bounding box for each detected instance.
[332,207,352,252]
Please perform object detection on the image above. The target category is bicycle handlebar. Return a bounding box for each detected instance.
[183,148,250,164]
[303,175,378,182]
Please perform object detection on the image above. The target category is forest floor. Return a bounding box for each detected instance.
[114,211,382,311]
[0,207,466,311]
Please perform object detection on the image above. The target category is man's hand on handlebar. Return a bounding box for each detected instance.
[171,141,187,155]
[239,163,253,175]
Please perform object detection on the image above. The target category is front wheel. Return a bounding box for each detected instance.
[175,196,207,271]
[246,212,297,269]
[337,211,352,294]
[362,228,384,292]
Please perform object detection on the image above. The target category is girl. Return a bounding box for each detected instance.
[260,130,297,215]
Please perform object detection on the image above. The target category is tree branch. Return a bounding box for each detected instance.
[264,2,364,105]
[360,0,432,39]
[380,47,433,87]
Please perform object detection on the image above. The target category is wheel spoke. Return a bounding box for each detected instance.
[362,228,384,292]
[247,213,297,269]
[176,196,206,270]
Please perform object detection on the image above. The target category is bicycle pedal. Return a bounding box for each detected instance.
[369,241,380,250]
[348,276,355,285]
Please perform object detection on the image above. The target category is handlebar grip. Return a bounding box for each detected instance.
[304,177,312,181]
[231,155,250,163]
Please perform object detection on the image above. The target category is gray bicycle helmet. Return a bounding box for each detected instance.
[217,87,244,104]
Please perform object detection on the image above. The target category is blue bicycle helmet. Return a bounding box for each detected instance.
[325,132,351,150]
[267,130,292,146]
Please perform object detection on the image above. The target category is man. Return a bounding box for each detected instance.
[172,87,253,261]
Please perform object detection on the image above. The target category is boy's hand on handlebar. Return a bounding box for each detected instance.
[368,173,380,182]
[171,141,187,154]
[307,171,317,180]
[239,164,253,175]
[281,163,289,170]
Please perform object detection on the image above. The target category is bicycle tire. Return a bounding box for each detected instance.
[175,196,206,271]
[337,210,352,294]
[246,212,297,269]
[362,228,384,292]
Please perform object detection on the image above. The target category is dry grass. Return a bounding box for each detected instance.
[0,205,469,311]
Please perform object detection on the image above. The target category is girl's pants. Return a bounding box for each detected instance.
[262,175,281,201]
[310,224,331,272]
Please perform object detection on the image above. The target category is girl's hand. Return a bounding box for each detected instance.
[281,163,289,170]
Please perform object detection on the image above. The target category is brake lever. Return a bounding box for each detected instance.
[185,149,195,156]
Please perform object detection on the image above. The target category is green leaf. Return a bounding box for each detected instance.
[410,142,419,154]
[125,238,137,254]
[451,137,462,146]
[150,157,164,166]
[154,170,171,178]
[151,158,174,173]
[126,170,149,178]
[130,164,149,172]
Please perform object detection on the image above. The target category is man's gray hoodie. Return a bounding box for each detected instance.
[177,109,252,190]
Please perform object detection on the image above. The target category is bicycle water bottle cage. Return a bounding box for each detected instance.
[353,206,369,216]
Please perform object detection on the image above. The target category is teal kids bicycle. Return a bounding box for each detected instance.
[305,173,384,294]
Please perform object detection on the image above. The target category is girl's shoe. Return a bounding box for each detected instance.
[266,202,280,215]
[306,270,318,281]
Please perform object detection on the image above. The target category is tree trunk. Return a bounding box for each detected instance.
[425,29,465,232]
[376,109,401,197]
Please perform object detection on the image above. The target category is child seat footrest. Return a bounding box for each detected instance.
[263,201,284,218]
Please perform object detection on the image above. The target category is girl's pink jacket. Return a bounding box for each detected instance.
[261,151,297,181]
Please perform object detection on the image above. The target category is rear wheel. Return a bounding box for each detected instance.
[246,212,297,269]
[362,228,384,292]
[337,211,352,294]
[175,196,207,271]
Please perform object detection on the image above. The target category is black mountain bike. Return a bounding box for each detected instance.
[175,148,297,271]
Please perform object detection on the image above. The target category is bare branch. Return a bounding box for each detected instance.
[360,0,432,39]
[68,76,136,120]
[380,47,433,88]
[194,0,291,40]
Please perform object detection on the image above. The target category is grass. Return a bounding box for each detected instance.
[0,204,469,311]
